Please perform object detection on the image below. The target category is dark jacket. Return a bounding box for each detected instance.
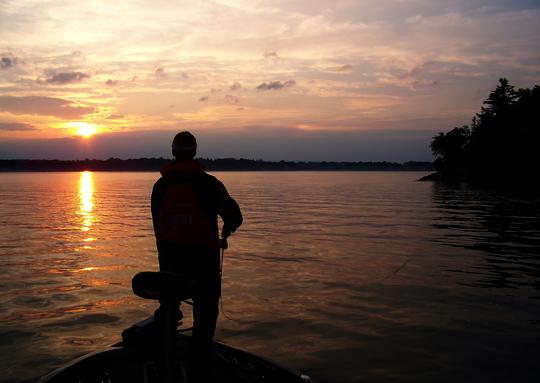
[151,159,242,256]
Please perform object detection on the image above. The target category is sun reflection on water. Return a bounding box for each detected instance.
[78,171,94,236]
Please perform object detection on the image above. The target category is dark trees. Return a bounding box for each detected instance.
[430,78,539,181]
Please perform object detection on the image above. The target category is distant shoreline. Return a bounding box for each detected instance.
[0,158,433,172]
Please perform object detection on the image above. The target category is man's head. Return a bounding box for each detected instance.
[172,131,197,160]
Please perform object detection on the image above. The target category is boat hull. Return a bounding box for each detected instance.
[37,334,314,383]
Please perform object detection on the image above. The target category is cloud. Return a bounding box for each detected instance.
[224,94,239,104]
[230,82,242,91]
[379,60,446,89]
[1,55,19,70]
[106,113,124,119]
[0,122,37,131]
[45,72,90,84]
[198,96,209,102]
[327,64,354,73]
[155,67,166,78]
[256,80,296,91]
[106,79,118,86]
[263,51,279,59]
[0,96,95,118]
[411,79,439,89]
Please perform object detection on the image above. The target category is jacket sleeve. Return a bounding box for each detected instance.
[214,180,242,238]
[151,177,166,234]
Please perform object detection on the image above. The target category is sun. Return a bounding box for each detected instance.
[71,122,97,138]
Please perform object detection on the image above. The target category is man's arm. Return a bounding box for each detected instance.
[215,180,242,238]
[151,177,166,234]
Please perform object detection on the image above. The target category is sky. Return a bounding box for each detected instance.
[0,0,539,161]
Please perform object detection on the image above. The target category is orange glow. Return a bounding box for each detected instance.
[69,122,98,138]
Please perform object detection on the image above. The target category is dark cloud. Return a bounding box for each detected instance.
[230,82,242,91]
[0,122,37,131]
[224,95,239,104]
[181,72,189,79]
[256,80,296,91]
[155,68,166,78]
[263,51,279,59]
[45,72,90,84]
[1,55,19,70]
[106,79,118,86]
[412,79,439,89]
[391,61,443,89]
[198,96,209,102]
[0,127,435,162]
[0,131,179,160]
[0,96,95,119]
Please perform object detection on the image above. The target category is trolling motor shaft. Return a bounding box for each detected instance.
[130,271,194,383]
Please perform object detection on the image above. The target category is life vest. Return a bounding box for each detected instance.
[155,177,219,253]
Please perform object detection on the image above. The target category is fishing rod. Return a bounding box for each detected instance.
[219,236,240,322]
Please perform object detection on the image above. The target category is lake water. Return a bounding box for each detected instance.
[0,171,539,383]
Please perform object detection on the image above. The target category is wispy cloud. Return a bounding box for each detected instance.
[326,64,354,73]
[263,52,279,59]
[230,82,242,91]
[155,68,166,78]
[225,94,239,104]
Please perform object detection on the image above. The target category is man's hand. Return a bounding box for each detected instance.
[220,238,228,250]
[221,226,232,239]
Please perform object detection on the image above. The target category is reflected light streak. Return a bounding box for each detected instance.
[78,171,94,235]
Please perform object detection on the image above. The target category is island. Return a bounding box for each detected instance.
[421,78,539,185]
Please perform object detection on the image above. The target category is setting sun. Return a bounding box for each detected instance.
[71,122,97,138]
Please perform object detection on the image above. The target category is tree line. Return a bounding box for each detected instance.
[0,158,433,172]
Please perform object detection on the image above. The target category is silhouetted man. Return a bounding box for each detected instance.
[151,131,242,360]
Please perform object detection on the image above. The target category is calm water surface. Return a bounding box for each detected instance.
[0,171,539,383]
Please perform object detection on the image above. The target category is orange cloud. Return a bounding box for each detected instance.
[0,122,37,131]
[0,96,95,119]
